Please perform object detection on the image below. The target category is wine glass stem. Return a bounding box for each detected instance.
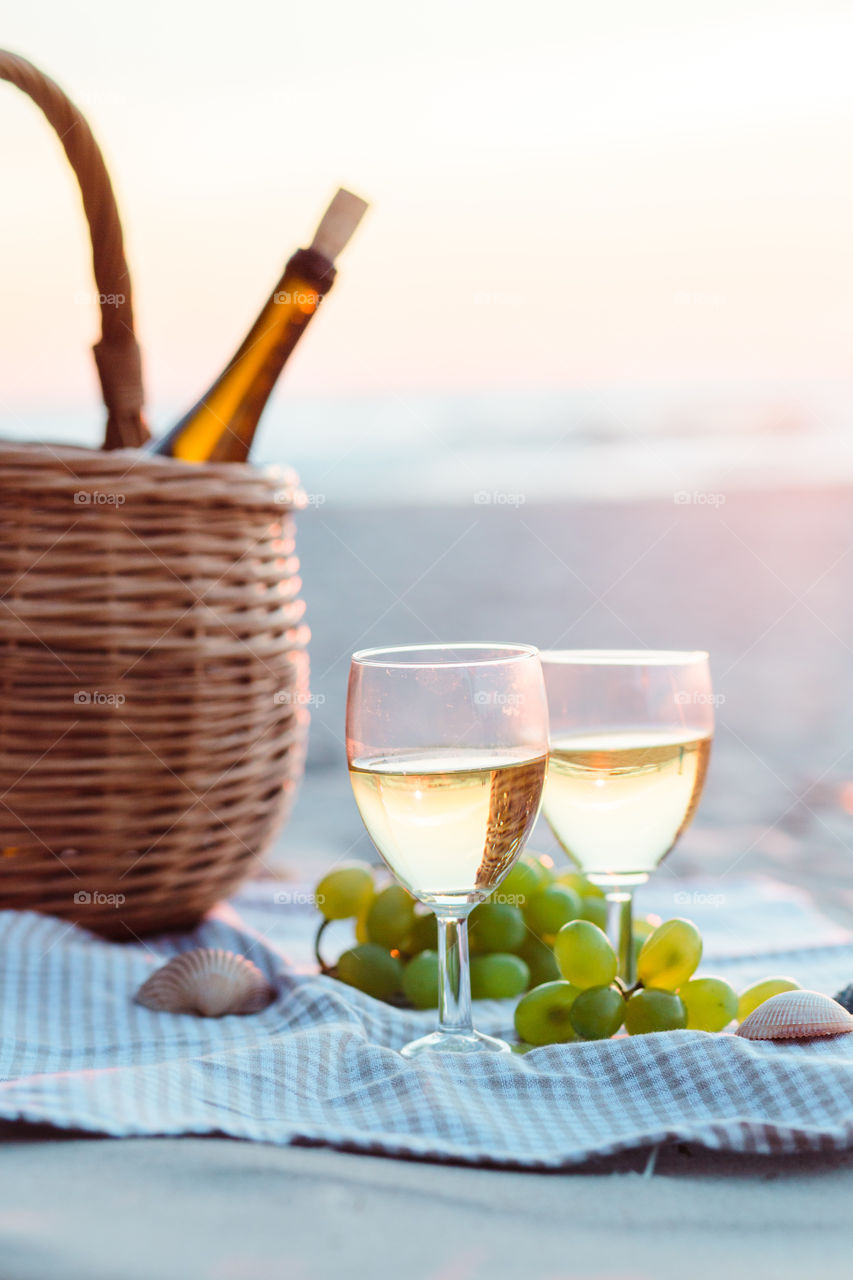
[435,911,473,1036]
[605,890,635,984]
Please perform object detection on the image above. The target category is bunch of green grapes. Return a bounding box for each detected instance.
[515,910,801,1047]
[312,863,417,1003]
[311,854,655,1008]
[309,860,801,1034]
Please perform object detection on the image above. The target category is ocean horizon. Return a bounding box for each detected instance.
[6,377,853,506]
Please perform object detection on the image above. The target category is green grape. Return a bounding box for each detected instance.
[624,987,687,1035]
[315,863,374,920]
[636,918,702,991]
[569,985,625,1040]
[680,976,738,1031]
[518,934,560,988]
[354,907,370,944]
[494,858,545,906]
[402,950,439,1009]
[366,885,416,948]
[528,853,556,882]
[470,953,529,1000]
[337,944,402,1000]
[522,885,581,941]
[512,854,553,894]
[514,980,581,1046]
[469,903,526,954]
[737,977,800,1023]
[631,917,660,967]
[579,896,607,930]
[634,916,660,941]
[556,871,604,899]
[553,920,618,989]
[405,911,438,954]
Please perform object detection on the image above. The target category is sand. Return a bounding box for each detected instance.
[2,1127,852,1279]
[4,485,853,1277]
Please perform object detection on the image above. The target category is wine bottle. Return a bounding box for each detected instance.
[148,188,368,462]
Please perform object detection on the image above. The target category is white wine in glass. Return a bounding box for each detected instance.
[540,651,713,981]
[349,749,546,903]
[347,644,549,1057]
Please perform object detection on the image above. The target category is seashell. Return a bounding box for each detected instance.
[136,949,275,1017]
[736,989,853,1041]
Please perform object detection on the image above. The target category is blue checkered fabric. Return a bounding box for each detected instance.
[1,885,853,1168]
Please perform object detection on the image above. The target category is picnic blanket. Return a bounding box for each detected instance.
[1,878,852,1169]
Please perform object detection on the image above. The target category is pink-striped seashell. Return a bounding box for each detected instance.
[135,949,275,1017]
[736,989,853,1041]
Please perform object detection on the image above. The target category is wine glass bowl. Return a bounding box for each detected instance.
[539,650,713,980]
[347,643,549,1057]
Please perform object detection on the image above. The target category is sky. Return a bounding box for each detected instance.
[3,0,853,434]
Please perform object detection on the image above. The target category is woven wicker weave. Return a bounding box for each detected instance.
[0,54,309,936]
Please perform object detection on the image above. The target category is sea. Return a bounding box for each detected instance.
[8,377,853,507]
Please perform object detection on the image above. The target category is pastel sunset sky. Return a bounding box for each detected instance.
[3,0,852,428]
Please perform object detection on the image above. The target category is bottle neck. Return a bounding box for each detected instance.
[281,247,337,295]
[149,247,338,463]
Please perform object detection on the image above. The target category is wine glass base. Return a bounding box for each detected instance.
[400,1030,511,1059]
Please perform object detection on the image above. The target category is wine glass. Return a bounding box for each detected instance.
[347,643,549,1057]
[539,650,713,983]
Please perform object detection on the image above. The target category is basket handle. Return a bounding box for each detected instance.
[0,50,149,449]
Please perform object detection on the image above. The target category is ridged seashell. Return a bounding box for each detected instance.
[736,990,853,1041]
[136,949,275,1017]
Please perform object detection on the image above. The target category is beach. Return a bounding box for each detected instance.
[5,482,853,1280]
[2,485,853,1279]
[3,1130,853,1280]
[5,2,853,1272]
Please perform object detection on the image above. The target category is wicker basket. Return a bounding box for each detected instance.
[0,53,309,937]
